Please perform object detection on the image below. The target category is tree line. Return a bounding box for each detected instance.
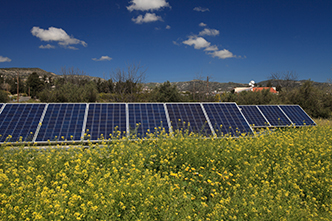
[0,67,331,119]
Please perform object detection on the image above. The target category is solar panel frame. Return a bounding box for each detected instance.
[257,105,293,127]
[0,103,4,113]
[0,103,46,143]
[84,103,127,141]
[166,103,213,136]
[128,103,170,138]
[202,102,253,137]
[239,105,271,128]
[278,105,316,126]
[35,103,87,143]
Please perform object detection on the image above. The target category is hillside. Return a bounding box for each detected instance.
[0,68,56,79]
[145,80,248,92]
[1,68,330,92]
[0,68,103,82]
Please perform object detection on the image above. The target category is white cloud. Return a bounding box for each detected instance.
[127,0,170,11]
[207,49,236,59]
[199,28,220,36]
[92,56,112,61]
[193,7,209,12]
[39,44,55,49]
[172,40,180,46]
[204,45,219,51]
[166,25,171,29]
[0,56,11,62]
[67,46,79,50]
[180,26,237,59]
[183,36,210,49]
[132,13,163,24]
[31,27,87,49]
[199,22,207,27]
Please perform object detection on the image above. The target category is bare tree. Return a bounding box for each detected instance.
[111,62,146,102]
[269,71,298,91]
[58,67,88,85]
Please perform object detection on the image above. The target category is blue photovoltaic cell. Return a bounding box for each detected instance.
[85,103,127,140]
[128,103,169,138]
[166,103,212,136]
[239,105,270,127]
[203,103,252,137]
[279,105,316,126]
[35,103,86,142]
[0,104,45,142]
[257,105,292,126]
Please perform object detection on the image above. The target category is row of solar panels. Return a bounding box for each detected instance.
[0,103,315,143]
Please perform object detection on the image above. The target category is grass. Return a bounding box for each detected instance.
[314,118,332,127]
[0,125,332,220]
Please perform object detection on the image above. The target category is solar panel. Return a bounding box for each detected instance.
[128,103,169,138]
[203,103,253,137]
[0,104,46,143]
[0,102,317,144]
[166,103,212,136]
[257,105,292,127]
[85,103,127,140]
[35,103,86,142]
[239,105,271,127]
[279,105,316,126]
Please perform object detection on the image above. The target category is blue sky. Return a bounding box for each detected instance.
[0,0,331,84]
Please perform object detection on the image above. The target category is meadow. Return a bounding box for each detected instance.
[0,124,331,220]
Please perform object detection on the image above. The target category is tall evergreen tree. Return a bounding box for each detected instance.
[27,72,44,98]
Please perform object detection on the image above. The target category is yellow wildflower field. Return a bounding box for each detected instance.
[0,126,331,220]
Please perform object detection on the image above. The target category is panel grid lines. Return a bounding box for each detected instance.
[0,104,46,143]
[279,105,316,126]
[36,103,86,142]
[166,103,212,136]
[85,103,126,141]
[239,105,271,127]
[257,105,292,127]
[128,103,169,138]
[203,103,253,137]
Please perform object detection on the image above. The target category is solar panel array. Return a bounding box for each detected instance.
[0,103,315,143]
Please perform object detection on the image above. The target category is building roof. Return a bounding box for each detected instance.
[252,87,278,93]
[233,87,278,94]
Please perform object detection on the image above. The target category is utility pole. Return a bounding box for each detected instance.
[193,81,195,101]
[17,72,19,103]
[207,76,209,97]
